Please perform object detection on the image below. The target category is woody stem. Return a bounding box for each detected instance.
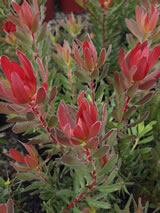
[62,148,97,213]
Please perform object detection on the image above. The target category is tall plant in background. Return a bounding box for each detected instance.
[0,0,160,212]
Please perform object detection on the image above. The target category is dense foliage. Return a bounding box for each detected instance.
[0,0,160,212]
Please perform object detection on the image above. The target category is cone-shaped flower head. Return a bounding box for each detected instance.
[73,39,107,72]
[118,41,160,89]
[58,91,101,148]
[9,143,39,172]
[9,0,39,33]
[136,5,159,35]
[125,5,159,41]
[0,50,37,104]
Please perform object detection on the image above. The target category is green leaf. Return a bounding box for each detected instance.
[74,70,90,83]
[15,31,32,47]
[120,135,136,143]
[91,145,109,159]
[123,106,137,119]
[37,23,48,43]
[127,85,138,98]
[114,71,123,94]
[86,198,111,209]
[97,63,109,82]
[56,189,75,197]
[138,121,156,139]
[17,173,36,181]
[105,169,118,185]
[138,135,153,144]
[95,84,105,101]
[128,112,149,128]
[0,177,6,187]
[139,147,152,154]
[23,182,44,192]
[91,69,99,79]
[48,116,58,128]
[28,134,49,144]
[107,130,117,146]
[12,120,39,133]
[99,155,118,175]
[98,182,123,193]
[0,138,8,144]
[74,170,86,193]
[135,93,154,105]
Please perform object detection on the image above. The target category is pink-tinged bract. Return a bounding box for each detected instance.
[118,41,160,89]
[9,143,39,171]
[136,5,159,35]
[58,91,101,148]
[10,0,39,33]
[0,51,36,104]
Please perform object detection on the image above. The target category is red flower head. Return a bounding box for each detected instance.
[58,91,101,148]
[118,41,160,89]
[8,0,39,33]
[125,5,159,41]
[9,143,39,172]
[136,5,159,35]
[73,39,106,72]
[0,50,37,104]
[3,21,16,34]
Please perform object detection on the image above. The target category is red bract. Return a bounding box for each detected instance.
[125,5,159,41]
[8,0,39,33]
[3,21,16,34]
[118,41,160,89]
[58,91,101,148]
[0,50,37,104]
[136,5,159,35]
[56,40,71,64]
[9,143,39,172]
[73,39,106,72]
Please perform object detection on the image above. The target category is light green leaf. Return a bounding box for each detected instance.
[98,182,123,193]
[86,198,111,209]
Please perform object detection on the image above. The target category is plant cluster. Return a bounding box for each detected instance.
[0,0,160,212]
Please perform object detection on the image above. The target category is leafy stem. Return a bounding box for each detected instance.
[63,148,97,212]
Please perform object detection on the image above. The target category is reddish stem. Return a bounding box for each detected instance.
[85,148,92,162]
[2,0,7,5]
[122,96,130,121]
[63,149,97,213]
[123,96,130,114]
